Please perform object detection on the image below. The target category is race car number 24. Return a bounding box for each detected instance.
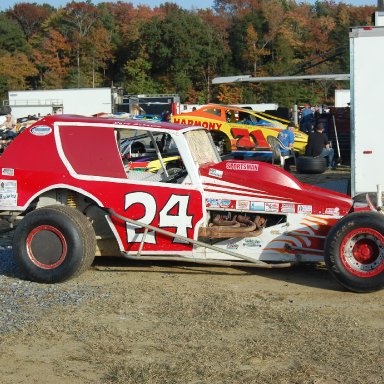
[125,192,193,244]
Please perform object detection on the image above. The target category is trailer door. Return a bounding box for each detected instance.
[350,26,384,196]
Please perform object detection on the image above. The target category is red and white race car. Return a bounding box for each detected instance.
[0,115,382,292]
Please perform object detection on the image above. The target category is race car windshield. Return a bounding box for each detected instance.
[184,129,220,166]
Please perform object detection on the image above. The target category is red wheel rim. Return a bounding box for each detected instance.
[340,228,384,277]
[26,225,68,269]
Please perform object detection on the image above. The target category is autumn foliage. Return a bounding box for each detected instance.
[0,0,375,106]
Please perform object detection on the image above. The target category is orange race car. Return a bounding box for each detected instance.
[172,104,308,155]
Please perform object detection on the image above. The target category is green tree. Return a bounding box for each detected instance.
[141,4,226,101]
[58,1,101,87]
[123,51,159,94]
[0,12,30,54]
[0,12,35,96]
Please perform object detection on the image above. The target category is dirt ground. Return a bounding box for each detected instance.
[0,165,383,384]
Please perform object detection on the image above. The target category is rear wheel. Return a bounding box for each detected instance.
[13,205,96,283]
[324,212,384,292]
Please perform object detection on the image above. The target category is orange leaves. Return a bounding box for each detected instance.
[217,84,243,104]
[0,53,38,90]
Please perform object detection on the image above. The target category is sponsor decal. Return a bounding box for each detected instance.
[243,238,262,248]
[250,201,265,211]
[265,202,279,212]
[30,125,52,136]
[281,203,295,213]
[226,162,259,171]
[236,200,250,210]
[0,180,17,192]
[325,207,340,216]
[226,243,239,250]
[206,198,220,208]
[206,198,232,208]
[208,168,223,178]
[298,204,313,214]
[1,168,14,176]
[218,199,231,208]
[0,180,18,206]
[172,118,222,130]
[0,192,17,206]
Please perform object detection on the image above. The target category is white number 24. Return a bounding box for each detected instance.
[124,192,193,244]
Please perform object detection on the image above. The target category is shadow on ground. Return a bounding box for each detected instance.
[92,257,344,292]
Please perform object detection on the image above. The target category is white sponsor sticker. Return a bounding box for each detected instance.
[243,238,262,248]
[208,168,223,178]
[298,204,313,214]
[265,202,279,212]
[0,192,17,206]
[30,125,52,136]
[281,203,295,213]
[236,200,250,210]
[325,207,340,215]
[1,168,14,176]
[0,180,17,192]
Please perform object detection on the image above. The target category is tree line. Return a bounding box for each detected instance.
[0,0,375,107]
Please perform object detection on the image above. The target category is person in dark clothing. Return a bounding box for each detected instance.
[305,123,335,169]
[161,110,171,122]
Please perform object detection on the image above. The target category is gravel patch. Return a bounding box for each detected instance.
[0,235,107,335]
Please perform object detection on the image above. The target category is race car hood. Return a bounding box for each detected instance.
[199,160,353,216]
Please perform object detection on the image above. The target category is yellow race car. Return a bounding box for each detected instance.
[172,104,308,155]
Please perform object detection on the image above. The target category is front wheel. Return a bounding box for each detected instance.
[324,212,384,292]
[13,205,96,283]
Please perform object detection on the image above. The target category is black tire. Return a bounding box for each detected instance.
[209,131,231,155]
[296,156,326,174]
[13,205,96,283]
[324,211,384,292]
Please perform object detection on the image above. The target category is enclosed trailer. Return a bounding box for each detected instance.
[350,26,384,197]
[7,88,113,120]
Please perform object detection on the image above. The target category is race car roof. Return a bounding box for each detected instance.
[40,114,195,133]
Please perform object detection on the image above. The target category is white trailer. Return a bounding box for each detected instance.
[350,26,384,197]
[8,88,113,120]
[334,89,350,107]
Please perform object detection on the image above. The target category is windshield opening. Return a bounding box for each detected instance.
[184,129,221,166]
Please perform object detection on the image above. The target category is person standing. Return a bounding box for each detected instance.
[299,103,314,134]
[305,123,335,169]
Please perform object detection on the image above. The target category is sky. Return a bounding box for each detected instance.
[0,0,378,12]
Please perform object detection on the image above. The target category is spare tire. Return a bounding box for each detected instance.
[296,156,326,174]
